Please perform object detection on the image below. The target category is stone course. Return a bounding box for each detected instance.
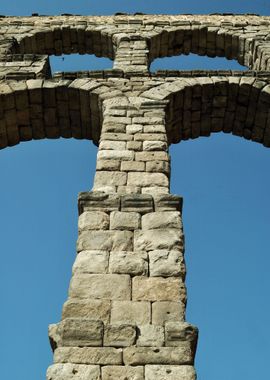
[1,12,270,380]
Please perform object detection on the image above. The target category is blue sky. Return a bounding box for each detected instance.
[0,1,270,380]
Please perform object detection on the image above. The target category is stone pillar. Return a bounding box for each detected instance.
[113,36,149,73]
[47,97,198,380]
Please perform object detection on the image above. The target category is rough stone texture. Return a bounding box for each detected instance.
[111,301,151,325]
[77,231,133,252]
[152,302,186,325]
[109,251,148,276]
[123,346,194,365]
[94,171,127,189]
[104,324,137,347]
[54,347,123,365]
[110,211,141,230]
[165,322,198,350]
[46,363,101,380]
[127,172,169,188]
[102,366,144,380]
[69,274,131,300]
[134,229,183,251]
[62,300,111,324]
[142,212,182,230]
[50,319,103,348]
[73,251,109,274]
[149,250,185,278]
[137,325,164,347]
[4,12,269,379]
[132,277,186,302]
[78,211,109,231]
[145,365,196,380]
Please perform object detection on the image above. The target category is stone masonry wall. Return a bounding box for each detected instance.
[0,13,270,380]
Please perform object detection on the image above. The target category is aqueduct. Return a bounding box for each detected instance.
[0,13,270,380]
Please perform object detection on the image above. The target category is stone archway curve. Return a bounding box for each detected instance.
[0,79,125,150]
[9,21,119,60]
[141,76,270,147]
[145,18,270,71]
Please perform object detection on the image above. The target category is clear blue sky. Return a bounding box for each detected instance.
[0,1,270,380]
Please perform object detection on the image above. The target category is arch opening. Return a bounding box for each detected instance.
[0,80,110,150]
[13,28,115,61]
[150,53,247,72]
[141,78,270,148]
[49,54,113,74]
[0,138,98,379]
[170,133,270,380]
[148,26,270,71]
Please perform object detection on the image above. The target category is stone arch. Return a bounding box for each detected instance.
[0,79,124,149]
[0,25,118,80]
[147,25,270,71]
[141,76,270,147]
[12,26,115,60]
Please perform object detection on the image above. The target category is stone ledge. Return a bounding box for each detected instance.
[50,69,270,80]
[78,192,183,214]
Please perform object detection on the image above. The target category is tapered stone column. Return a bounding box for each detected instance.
[47,96,198,380]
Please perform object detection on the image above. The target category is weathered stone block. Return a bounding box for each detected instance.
[111,301,151,324]
[142,211,182,230]
[134,229,183,251]
[165,322,198,349]
[94,171,127,187]
[134,133,167,142]
[120,161,145,172]
[77,230,133,252]
[101,124,126,133]
[78,211,109,231]
[110,211,141,230]
[102,366,144,380]
[132,117,164,125]
[62,300,111,324]
[123,345,193,365]
[109,251,148,276]
[96,159,121,171]
[101,132,133,141]
[146,161,170,175]
[78,192,120,214]
[153,194,183,212]
[72,251,109,275]
[128,172,169,187]
[149,250,185,278]
[69,274,131,300]
[99,140,126,150]
[152,302,185,325]
[135,152,169,162]
[126,124,143,134]
[127,141,142,151]
[98,150,134,161]
[143,141,167,151]
[137,325,164,347]
[132,277,185,302]
[141,187,169,195]
[104,324,136,347]
[56,319,104,347]
[54,347,123,365]
[105,116,131,125]
[117,185,141,194]
[145,365,196,380]
[144,125,166,133]
[46,363,101,380]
